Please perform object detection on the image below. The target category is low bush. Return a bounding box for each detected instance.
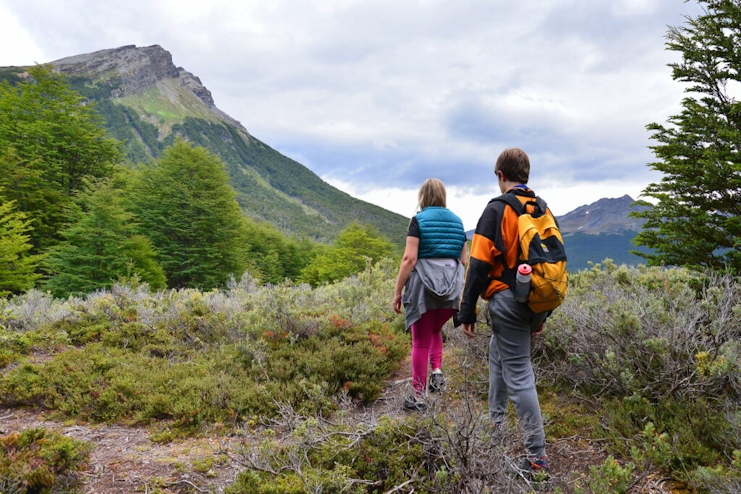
[2,258,741,490]
[227,399,525,493]
[535,261,741,488]
[0,427,92,493]
[0,260,406,436]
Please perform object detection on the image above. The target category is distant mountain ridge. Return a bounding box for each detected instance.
[556,194,648,236]
[0,45,410,246]
[0,45,651,265]
[556,195,651,270]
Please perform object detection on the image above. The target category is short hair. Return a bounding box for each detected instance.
[495,148,530,184]
[418,178,447,209]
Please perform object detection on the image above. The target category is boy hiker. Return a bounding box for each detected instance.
[457,147,567,480]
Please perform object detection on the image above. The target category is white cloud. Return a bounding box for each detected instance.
[0,3,44,66]
[1,0,703,220]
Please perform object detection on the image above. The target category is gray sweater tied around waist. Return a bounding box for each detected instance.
[401,258,464,330]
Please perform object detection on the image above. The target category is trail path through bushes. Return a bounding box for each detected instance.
[0,366,679,493]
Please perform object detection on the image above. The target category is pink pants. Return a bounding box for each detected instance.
[410,308,456,395]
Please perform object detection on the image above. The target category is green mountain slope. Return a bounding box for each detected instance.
[1,45,409,246]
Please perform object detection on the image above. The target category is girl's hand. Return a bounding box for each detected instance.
[392,293,402,313]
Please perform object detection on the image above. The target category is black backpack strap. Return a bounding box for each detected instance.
[491,193,524,215]
[491,192,548,218]
[533,196,548,217]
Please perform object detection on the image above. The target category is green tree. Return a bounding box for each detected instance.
[632,0,741,272]
[299,222,394,286]
[0,198,45,296]
[0,65,122,251]
[43,178,166,298]
[129,140,252,289]
[240,219,320,284]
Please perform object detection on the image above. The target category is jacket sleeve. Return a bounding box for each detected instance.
[457,203,504,324]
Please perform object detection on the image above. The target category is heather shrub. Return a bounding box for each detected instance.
[227,415,421,493]
[0,289,72,332]
[8,257,741,488]
[576,455,634,494]
[0,427,92,493]
[535,261,741,485]
[228,397,527,493]
[689,450,741,494]
[0,262,407,435]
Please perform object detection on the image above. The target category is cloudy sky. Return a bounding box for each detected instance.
[1,0,703,229]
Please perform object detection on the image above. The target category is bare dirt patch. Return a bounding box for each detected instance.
[0,408,244,493]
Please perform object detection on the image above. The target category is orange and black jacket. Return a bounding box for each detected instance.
[457,187,556,325]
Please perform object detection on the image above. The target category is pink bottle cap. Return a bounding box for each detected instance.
[517,264,532,275]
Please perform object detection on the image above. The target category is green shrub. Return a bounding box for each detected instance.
[0,267,407,435]
[601,395,730,475]
[11,261,740,489]
[0,427,92,493]
[266,319,406,403]
[228,416,433,493]
[688,450,741,493]
[532,264,741,485]
[579,456,635,494]
[559,289,741,485]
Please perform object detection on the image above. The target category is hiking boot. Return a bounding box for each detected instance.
[520,456,550,482]
[403,395,427,412]
[428,371,445,393]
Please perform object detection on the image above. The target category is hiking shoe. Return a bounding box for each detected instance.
[520,456,550,481]
[428,371,445,393]
[403,395,427,412]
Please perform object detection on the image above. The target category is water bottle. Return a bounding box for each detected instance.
[515,264,532,302]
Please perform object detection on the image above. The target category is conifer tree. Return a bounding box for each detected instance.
[0,65,122,251]
[43,178,166,298]
[129,140,252,289]
[0,198,44,296]
[632,0,741,272]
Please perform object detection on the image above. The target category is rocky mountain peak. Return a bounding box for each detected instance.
[557,195,649,236]
[51,44,215,107]
[49,44,246,132]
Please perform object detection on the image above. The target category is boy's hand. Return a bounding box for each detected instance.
[532,322,545,336]
[462,323,475,338]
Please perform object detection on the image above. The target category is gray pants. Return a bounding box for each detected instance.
[488,289,547,458]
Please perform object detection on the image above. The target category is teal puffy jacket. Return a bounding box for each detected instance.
[416,206,466,259]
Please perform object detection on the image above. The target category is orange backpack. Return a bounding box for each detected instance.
[494,194,568,313]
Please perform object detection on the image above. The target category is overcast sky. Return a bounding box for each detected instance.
[1,0,703,229]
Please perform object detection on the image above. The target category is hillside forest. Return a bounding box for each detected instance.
[1,1,741,493]
[0,65,399,298]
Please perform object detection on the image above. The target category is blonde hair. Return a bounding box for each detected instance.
[418,178,447,209]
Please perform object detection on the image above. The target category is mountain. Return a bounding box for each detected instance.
[556,195,652,271]
[557,194,648,236]
[0,45,409,246]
